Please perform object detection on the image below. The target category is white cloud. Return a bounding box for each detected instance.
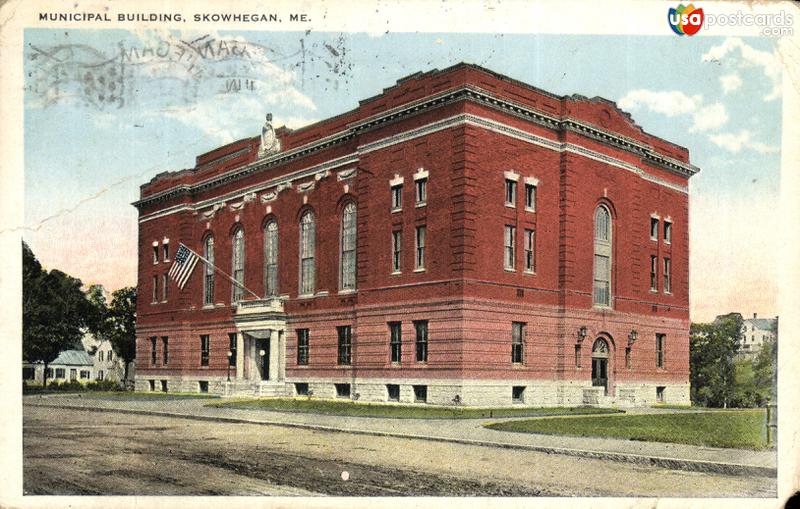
[617,89,701,117]
[708,129,779,154]
[702,37,782,101]
[689,103,729,133]
[719,73,742,94]
[617,89,727,133]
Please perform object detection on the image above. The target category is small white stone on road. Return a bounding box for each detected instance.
[341,471,350,481]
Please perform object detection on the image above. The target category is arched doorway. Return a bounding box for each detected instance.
[591,338,610,394]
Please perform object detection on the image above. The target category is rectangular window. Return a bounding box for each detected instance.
[504,225,516,270]
[198,381,209,393]
[150,336,157,366]
[391,184,402,210]
[415,178,427,205]
[663,258,671,293]
[55,368,65,379]
[99,351,104,362]
[524,229,535,272]
[335,383,351,398]
[656,386,665,403]
[593,254,610,306]
[80,370,90,379]
[204,237,215,306]
[148,380,155,391]
[650,255,658,291]
[505,179,517,206]
[96,370,104,381]
[162,273,168,302]
[162,336,169,366]
[664,221,672,243]
[650,217,659,240]
[153,245,159,264]
[337,326,352,365]
[414,320,428,362]
[295,382,309,396]
[70,369,77,381]
[152,276,158,303]
[656,333,665,368]
[45,368,53,379]
[415,226,426,270]
[297,329,309,366]
[228,333,237,366]
[387,384,400,402]
[512,386,526,403]
[524,183,536,211]
[161,380,168,392]
[108,351,113,361]
[625,347,631,369]
[389,322,402,363]
[163,243,170,261]
[392,231,402,273]
[200,334,210,367]
[512,322,525,364]
[413,385,427,403]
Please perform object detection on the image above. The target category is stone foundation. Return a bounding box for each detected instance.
[135,374,689,407]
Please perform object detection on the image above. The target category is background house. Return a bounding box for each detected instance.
[23,350,94,385]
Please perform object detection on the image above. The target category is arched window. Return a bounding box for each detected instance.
[593,205,612,306]
[299,211,316,295]
[264,221,279,296]
[203,235,215,305]
[340,202,357,290]
[232,228,245,302]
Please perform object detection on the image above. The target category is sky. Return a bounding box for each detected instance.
[22,29,783,322]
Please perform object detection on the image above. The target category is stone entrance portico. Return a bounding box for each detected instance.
[230,298,288,396]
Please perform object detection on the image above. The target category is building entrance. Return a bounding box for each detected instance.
[591,338,609,394]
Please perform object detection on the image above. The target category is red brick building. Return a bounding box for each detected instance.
[133,64,698,406]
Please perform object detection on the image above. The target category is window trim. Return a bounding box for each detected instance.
[650,255,658,292]
[200,334,210,367]
[414,178,427,207]
[504,179,517,208]
[524,229,535,273]
[504,225,516,271]
[203,235,215,306]
[524,178,538,212]
[337,325,352,366]
[512,322,525,364]
[650,216,660,241]
[663,257,672,294]
[299,210,316,297]
[415,225,426,272]
[391,183,403,212]
[391,230,402,274]
[264,220,279,297]
[389,322,402,364]
[340,202,357,291]
[297,329,309,366]
[664,220,672,244]
[231,227,245,303]
[414,320,428,363]
[593,205,613,307]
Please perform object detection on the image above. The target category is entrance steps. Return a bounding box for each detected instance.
[224,380,288,398]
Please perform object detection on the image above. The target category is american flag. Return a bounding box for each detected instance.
[168,244,200,289]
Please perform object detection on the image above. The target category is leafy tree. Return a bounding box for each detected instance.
[22,242,93,388]
[752,334,777,405]
[690,314,742,408]
[105,287,137,381]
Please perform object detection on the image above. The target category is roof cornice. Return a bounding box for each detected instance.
[133,84,698,209]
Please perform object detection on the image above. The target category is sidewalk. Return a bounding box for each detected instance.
[24,394,776,477]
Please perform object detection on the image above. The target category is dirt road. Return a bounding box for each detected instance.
[23,405,776,497]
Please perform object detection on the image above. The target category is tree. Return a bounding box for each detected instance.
[22,242,93,388]
[689,314,742,408]
[752,334,777,405]
[105,287,137,381]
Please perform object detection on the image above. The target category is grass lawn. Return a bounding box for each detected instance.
[485,409,768,449]
[207,398,622,419]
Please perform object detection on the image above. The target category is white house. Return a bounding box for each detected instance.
[739,313,777,358]
[23,350,94,384]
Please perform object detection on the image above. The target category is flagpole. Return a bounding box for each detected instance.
[179,243,262,300]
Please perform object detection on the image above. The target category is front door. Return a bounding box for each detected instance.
[258,338,270,381]
[591,338,610,394]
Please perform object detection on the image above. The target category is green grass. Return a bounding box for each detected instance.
[485,409,768,449]
[56,391,220,400]
[650,403,694,410]
[207,398,622,419]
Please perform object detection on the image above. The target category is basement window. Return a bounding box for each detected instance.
[335,383,351,398]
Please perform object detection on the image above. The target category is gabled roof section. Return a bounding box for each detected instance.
[51,350,94,366]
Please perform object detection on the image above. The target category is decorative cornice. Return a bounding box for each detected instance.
[133,84,698,210]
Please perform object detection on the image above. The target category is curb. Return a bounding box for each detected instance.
[26,402,776,478]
